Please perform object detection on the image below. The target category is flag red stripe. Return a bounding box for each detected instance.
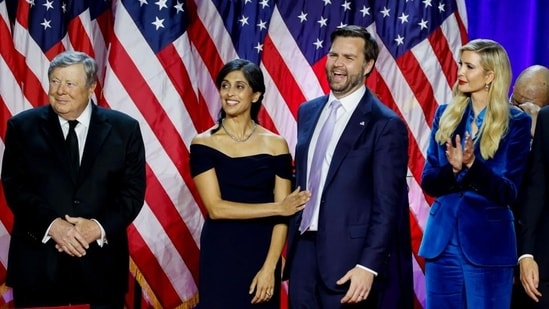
[0,96,11,141]
[186,0,225,82]
[11,49,46,107]
[143,165,200,283]
[44,41,65,62]
[106,35,188,176]
[67,18,95,58]
[409,211,425,272]
[106,35,207,230]
[454,10,469,48]
[368,70,426,193]
[311,58,330,95]
[14,0,29,29]
[0,184,13,233]
[95,10,113,51]
[262,35,305,119]
[428,28,459,91]
[156,45,215,133]
[395,53,438,127]
[127,225,183,308]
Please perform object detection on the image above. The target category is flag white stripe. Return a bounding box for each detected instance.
[267,8,325,101]
[102,67,204,247]
[133,204,198,300]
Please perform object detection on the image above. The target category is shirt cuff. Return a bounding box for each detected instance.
[42,220,56,243]
[91,219,107,247]
[356,264,378,276]
[518,254,534,262]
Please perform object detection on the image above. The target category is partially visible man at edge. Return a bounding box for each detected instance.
[509,65,549,136]
[514,65,549,309]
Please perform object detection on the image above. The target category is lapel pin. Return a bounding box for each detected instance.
[359,121,365,126]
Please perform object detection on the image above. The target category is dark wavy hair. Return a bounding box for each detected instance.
[211,59,265,134]
[330,25,379,75]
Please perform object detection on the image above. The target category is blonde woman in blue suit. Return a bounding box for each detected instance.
[419,39,532,309]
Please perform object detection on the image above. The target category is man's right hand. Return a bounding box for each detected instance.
[520,256,542,302]
[49,217,88,257]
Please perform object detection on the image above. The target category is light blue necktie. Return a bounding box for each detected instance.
[299,100,341,233]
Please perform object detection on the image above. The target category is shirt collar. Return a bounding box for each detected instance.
[327,85,366,113]
[58,100,93,127]
[468,101,487,129]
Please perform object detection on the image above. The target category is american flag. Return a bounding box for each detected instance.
[0,0,468,308]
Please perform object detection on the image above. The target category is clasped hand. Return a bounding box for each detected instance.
[445,133,475,174]
[49,215,101,257]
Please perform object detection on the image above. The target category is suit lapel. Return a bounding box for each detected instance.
[301,98,327,149]
[39,106,76,182]
[78,105,111,182]
[324,90,374,187]
[297,97,328,184]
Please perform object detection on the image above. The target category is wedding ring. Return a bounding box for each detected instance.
[266,292,272,296]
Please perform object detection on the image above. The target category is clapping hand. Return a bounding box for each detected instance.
[445,133,475,174]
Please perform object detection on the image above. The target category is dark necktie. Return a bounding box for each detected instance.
[299,100,342,233]
[66,120,79,178]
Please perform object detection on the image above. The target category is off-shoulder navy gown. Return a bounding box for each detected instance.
[190,144,292,308]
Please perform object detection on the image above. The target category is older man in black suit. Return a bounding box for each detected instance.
[1,51,146,308]
[517,103,549,309]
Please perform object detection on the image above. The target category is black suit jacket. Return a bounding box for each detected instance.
[518,106,549,280]
[1,103,146,302]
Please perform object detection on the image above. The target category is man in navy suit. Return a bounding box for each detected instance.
[1,51,146,308]
[284,25,413,308]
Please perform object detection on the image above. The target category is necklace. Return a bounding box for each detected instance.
[221,119,257,142]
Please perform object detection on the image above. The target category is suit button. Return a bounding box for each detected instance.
[73,200,81,205]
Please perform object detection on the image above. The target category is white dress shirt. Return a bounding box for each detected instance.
[306,86,365,230]
[42,101,107,247]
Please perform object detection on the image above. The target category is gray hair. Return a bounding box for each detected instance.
[48,51,98,87]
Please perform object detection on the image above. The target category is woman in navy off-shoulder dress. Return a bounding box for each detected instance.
[189,59,310,308]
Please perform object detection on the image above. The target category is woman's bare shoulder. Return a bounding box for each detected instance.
[191,125,220,146]
[256,126,290,155]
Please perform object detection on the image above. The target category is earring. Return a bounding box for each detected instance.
[485,83,490,90]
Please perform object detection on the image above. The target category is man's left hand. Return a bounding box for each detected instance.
[336,266,374,304]
[64,215,101,245]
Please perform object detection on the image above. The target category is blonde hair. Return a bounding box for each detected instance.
[435,39,512,159]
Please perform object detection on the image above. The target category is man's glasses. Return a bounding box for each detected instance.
[509,94,523,110]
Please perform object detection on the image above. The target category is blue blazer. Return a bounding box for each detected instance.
[285,89,410,296]
[419,104,531,266]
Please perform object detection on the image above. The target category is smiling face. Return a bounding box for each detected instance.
[219,70,261,117]
[325,36,374,99]
[456,50,493,94]
[48,63,96,120]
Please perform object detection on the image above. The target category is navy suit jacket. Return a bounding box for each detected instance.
[419,104,531,266]
[285,89,412,304]
[1,104,146,302]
